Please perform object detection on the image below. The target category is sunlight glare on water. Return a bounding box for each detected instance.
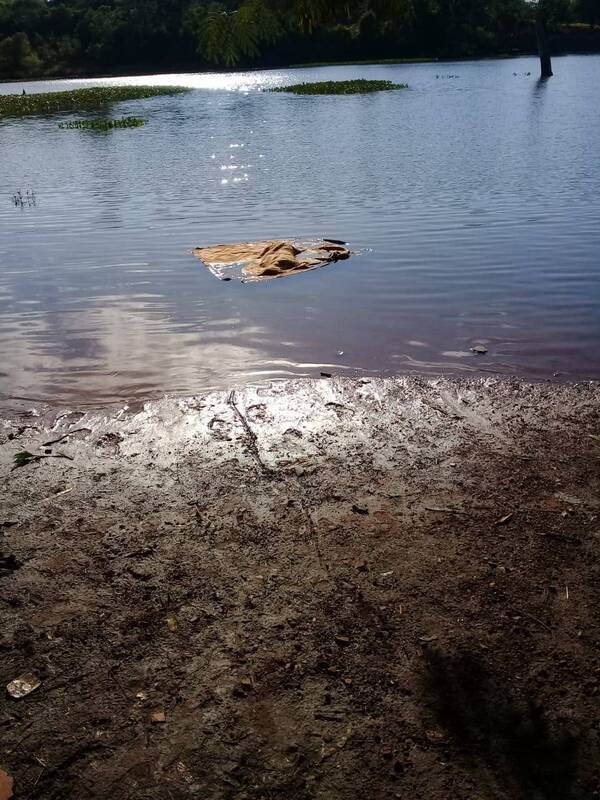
[1,56,599,407]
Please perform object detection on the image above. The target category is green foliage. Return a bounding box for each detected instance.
[0,0,596,77]
[0,86,188,118]
[535,0,574,27]
[12,450,37,468]
[271,79,408,94]
[189,0,282,66]
[190,0,417,63]
[0,31,41,77]
[12,449,74,469]
[576,0,599,27]
[58,116,147,130]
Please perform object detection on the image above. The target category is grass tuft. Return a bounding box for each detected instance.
[59,116,146,130]
[0,86,188,118]
[271,79,407,95]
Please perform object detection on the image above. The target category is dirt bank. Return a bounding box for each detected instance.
[1,377,599,799]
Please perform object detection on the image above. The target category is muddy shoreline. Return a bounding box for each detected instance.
[1,376,599,799]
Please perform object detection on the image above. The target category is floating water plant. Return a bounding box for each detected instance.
[0,86,188,119]
[59,117,147,131]
[271,79,407,95]
[12,189,36,208]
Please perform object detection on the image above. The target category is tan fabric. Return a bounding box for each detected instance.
[193,239,350,282]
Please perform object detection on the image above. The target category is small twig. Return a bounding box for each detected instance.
[519,507,567,514]
[422,401,463,420]
[227,390,275,477]
[298,494,330,578]
[8,719,35,753]
[424,506,470,515]
[42,428,88,447]
[39,487,73,503]
[521,612,552,632]
[31,765,45,788]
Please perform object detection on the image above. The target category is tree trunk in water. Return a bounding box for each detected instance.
[535,19,553,77]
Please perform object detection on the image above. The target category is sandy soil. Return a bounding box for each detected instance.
[1,376,599,800]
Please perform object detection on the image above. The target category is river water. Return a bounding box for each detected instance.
[1,55,599,407]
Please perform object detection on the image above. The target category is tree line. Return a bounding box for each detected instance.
[0,0,598,80]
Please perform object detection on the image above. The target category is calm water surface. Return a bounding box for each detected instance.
[1,56,599,407]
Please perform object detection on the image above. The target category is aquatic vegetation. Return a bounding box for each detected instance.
[58,117,147,131]
[0,86,188,119]
[271,79,408,95]
[12,189,36,207]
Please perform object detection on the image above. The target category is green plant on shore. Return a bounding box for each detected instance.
[271,79,408,95]
[12,450,73,469]
[0,86,188,119]
[59,117,147,130]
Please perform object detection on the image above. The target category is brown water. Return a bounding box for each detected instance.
[1,55,599,408]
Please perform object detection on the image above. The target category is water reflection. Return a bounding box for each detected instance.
[1,55,600,407]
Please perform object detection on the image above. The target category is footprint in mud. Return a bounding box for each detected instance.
[0,553,23,576]
[208,417,233,441]
[95,432,124,454]
[245,403,269,423]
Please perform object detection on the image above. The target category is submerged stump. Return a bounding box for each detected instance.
[536,19,553,77]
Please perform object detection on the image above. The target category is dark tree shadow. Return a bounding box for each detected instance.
[421,649,582,800]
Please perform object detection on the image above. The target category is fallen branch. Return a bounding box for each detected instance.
[227,391,275,477]
[424,506,470,515]
[42,428,88,447]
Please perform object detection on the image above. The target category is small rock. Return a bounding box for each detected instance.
[6,672,41,700]
[233,677,254,696]
[166,616,178,632]
[334,635,351,647]
[320,372,332,378]
[471,345,488,355]
[425,727,447,744]
[150,710,166,724]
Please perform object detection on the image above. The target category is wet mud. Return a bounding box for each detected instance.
[1,377,599,799]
